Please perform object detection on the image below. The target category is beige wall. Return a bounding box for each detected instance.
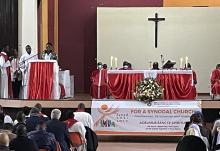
[97,7,220,93]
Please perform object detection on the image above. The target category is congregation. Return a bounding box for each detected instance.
[0,103,98,151]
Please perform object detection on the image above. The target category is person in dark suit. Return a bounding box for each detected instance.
[46,109,72,151]
[9,125,38,151]
[26,107,46,132]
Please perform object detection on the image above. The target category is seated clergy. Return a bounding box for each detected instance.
[119,61,129,70]
[90,62,107,99]
[211,64,220,98]
[152,62,160,70]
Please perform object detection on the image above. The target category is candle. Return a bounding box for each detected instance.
[180,57,183,69]
[185,56,188,69]
[114,58,118,68]
[110,56,114,68]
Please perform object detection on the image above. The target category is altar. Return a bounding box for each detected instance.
[107,70,196,100]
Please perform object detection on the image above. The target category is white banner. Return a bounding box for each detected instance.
[91,100,201,136]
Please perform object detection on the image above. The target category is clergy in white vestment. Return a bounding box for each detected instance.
[41,43,57,60]
[19,45,38,99]
[74,103,94,130]
[0,45,12,98]
[66,111,87,151]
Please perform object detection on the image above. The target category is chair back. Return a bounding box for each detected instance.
[39,149,48,151]
[69,132,83,147]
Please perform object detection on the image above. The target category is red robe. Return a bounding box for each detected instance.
[211,69,220,95]
[0,52,13,98]
[90,68,107,99]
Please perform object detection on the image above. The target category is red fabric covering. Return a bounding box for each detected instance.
[65,119,78,128]
[108,73,144,99]
[90,69,108,99]
[108,72,196,100]
[59,83,66,99]
[211,69,220,95]
[0,52,13,98]
[28,62,54,100]
[156,73,196,100]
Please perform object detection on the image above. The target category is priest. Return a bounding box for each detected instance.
[211,64,220,98]
[41,43,57,60]
[90,62,107,99]
[19,45,38,99]
[0,45,12,98]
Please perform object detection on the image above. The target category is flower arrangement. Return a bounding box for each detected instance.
[134,77,163,105]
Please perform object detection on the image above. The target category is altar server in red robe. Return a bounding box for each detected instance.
[90,62,107,99]
[0,45,12,98]
[211,64,220,97]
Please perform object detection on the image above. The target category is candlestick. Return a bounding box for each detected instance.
[110,56,113,69]
[185,56,188,69]
[180,57,183,69]
[115,57,118,69]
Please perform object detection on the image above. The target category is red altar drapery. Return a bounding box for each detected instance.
[28,62,54,100]
[107,71,196,100]
[108,73,144,99]
[157,73,196,100]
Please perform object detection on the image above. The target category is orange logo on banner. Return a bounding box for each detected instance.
[94,104,119,127]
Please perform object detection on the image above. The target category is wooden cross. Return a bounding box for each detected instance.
[148,13,165,48]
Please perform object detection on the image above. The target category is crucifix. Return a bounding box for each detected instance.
[148,13,165,48]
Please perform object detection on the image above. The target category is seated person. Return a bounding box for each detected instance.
[127,63,132,70]
[0,133,12,151]
[211,64,220,98]
[9,125,38,151]
[119,61,129,70]
[176,135,207,151]
[28,120,56,151]
[211,119,220,150]
[65,111,86,151]
[90,62,107,99]
[41,43,57,60]
[152,62,159,70]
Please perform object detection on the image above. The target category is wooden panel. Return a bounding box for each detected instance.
[41,0,48,53]
[54,0,59,56]
[163,0,210,7]
[210,0,220,6]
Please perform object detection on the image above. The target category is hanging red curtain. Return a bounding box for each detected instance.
[28,62,54,100]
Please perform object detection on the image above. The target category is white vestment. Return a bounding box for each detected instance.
[68,121,87,151]
[19,52,37,99]
[74,112,94,130]
[0,52,11,98]
[43,53,52,60]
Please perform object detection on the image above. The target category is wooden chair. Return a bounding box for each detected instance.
[69,132,83,147]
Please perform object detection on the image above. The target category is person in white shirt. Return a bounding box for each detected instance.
[19,45,38,99]
[10,49,22,98]
[74,103,94,130]
[66,111,86,151]
[0,45,12,98]
[41,43,57,60]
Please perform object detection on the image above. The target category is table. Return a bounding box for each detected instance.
[59,70,74,98]
[108,70,196,100]
[27,60,59,100]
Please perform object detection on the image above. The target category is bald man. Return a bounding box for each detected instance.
[0,133,11,151]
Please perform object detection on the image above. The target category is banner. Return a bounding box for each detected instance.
[91,100,201,136]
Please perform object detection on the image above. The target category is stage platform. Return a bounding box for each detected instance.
[0,93,218,109]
